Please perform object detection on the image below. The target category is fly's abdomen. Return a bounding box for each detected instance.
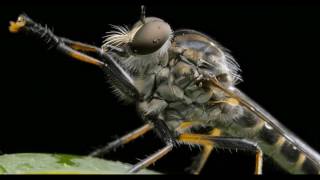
[224,107,320,174]
[257,122,320,174]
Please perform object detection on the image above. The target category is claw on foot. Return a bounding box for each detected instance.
[9,16,26,33]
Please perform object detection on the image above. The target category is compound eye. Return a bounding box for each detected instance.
[131,20,172,55]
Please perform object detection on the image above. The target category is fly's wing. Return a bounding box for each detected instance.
[171,29,242,85]
[171,29,320,168]
[230,86,320,164]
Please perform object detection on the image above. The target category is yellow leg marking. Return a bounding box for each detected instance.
[9,16,26,33]
[180,131,263,175]
[69,44,98,52]
[192,128,222,174]
[122,124,153,144]
[192,145,213,174]
[175,121,196,133]
[68,49,104,67]
[178,133,213,146]
[255,150,263,175]
[89,124,153,157]
[209,128,222,136]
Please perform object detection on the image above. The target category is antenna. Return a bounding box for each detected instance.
[140,5,146,24]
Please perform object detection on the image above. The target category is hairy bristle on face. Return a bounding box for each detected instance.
[102,24,142,50]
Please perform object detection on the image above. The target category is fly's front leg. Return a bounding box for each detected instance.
[178,133,263,175]
[9,14,139,99]
[10,15,125,56]
[9,14,104,66]
[60,37,102,53]
[128,100,177,173]
[61,37,126,55]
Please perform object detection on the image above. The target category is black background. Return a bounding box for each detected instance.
[1,0,320,174]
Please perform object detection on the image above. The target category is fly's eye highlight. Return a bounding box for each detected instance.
[130,20,172,55]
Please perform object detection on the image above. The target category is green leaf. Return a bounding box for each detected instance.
[0,153,159,174]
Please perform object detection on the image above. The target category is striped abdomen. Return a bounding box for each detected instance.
[224,106,320,174]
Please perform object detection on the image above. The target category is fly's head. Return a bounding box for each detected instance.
[102,6,173,59]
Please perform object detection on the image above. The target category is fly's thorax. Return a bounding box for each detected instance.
[170,30,242,86]
[105,48,170,102]
[180,47,234,86]
[121,49,169,75]
[149,49,243,125]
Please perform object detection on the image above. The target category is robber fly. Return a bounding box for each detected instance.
[9,6,320,174]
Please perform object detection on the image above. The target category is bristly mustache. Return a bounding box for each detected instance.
[102,24,142,48]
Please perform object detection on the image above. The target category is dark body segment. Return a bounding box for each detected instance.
[280,141,300,163]
[234,108,260,128]
[258,124,281,145]
[302,158,320,174]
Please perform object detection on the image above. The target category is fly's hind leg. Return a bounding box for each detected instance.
[185,128,222,175]
[89,123,153,157]
[175,121,221,174]
[179,133,263,175]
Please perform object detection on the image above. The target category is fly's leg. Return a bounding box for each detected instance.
[127,121,175,174]
[9,14,104,66]
[60,37,102,53]
[8,15,124,67]
[128,118,196,173]
[9,14,139,99]
[186,128,222,175]
[255,147,263,175]
[175,121,219,174]
[178,133,263,175]
[176,121,222,174]
[128,143,174,173]
[61,37,126,55]
[89,123,153,157]
[10,15,123,56]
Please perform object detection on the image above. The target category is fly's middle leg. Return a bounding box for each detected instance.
[185,128,222,175]
[89,123,153,157]
[128,144,174,173]
[127,121,199,173]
